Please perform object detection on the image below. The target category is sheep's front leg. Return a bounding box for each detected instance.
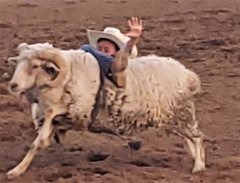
[7,136,40,179]
[6,127,52,179]
[31,102,40,130]
[7,116,54,179]
[39,108,62,145]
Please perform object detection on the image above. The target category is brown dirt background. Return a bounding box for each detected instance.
[0,0,240,182]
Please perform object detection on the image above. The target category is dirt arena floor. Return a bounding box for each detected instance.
[0,0,240,182]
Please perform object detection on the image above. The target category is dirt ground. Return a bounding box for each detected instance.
[0,0,240,182]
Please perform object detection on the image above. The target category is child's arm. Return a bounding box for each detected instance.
[124,17,143,54]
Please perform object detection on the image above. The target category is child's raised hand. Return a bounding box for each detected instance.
[125,17,143,39]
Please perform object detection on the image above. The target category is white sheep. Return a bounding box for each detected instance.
[7,43,206,179]
[7,42,54,130]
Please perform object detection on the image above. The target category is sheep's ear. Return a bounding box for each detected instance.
[17,43,29,53]
[7,56,19,66]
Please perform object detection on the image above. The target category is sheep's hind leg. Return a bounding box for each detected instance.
[192,136,205,173]
[182,102,205,173]
[184,137,196,158]
[172,101,205,173]
[184,134,205,173]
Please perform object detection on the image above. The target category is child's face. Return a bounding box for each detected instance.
[97,40,117,56]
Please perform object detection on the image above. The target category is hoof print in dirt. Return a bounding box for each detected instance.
[17,3,38,7]
[130,159,151,167]
[61,159,77,167]
[68,146,83,152]
[65,0,76,4]
[0,22,12,28]
[92,167,110,175]
[128,141,142,151]
[87,151,109,162]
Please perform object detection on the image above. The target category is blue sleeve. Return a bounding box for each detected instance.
[80,44,114,62]
[80,44,114,75]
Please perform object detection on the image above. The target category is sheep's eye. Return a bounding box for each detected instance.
[31,65,39,69]
[45,67,57,76]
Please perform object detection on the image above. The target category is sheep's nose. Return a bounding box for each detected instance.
[9,82,18,92]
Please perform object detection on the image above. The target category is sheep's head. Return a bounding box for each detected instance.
[9,44,68,95]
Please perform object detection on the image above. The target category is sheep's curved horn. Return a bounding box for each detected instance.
[111,50,128,73]
[36,49,68,87]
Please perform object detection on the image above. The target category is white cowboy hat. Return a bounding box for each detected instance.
[87,27,138,59]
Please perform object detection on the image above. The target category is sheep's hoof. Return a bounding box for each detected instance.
[7,169,21,179]
[192,165,206,173]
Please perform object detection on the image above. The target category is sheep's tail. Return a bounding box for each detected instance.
[186,71,201,96]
